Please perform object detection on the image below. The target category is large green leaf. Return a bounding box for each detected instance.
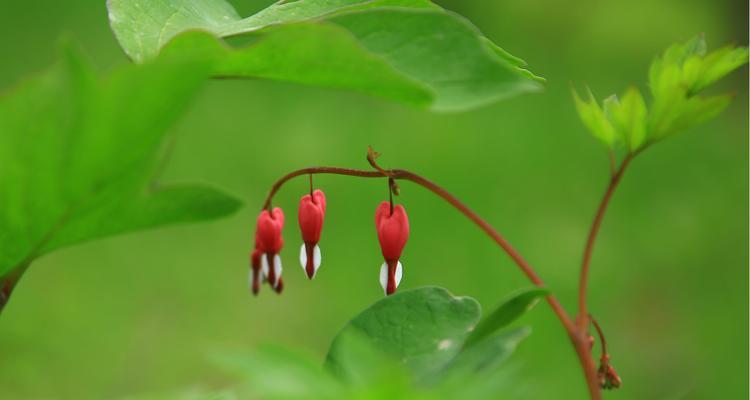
[325,286,481,379]
[107,0,543,111]
[324,286,543,398]
[0,43,241,306]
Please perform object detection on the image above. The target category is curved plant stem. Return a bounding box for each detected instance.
[577,155,632,331]
[590,314,608,357]
[261,152,603,400]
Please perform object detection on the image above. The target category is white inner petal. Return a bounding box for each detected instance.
[273,254,283,287]
[379,261,404,294]
[379,262,388,294]
[261,253,269,278]
[313,245,322,272]
[299,244,307,270]
[395,261,403,288]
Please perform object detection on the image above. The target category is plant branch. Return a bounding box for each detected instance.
[577,155,632,330]
[261,150,602,400]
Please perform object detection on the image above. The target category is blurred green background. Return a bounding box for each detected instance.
[0,1,747,399]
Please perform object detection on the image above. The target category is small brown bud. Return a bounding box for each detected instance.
[597,354,622,390]
[606,365,622,389]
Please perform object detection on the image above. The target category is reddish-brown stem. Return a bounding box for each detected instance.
[261,159,602,399]
[388,178,395,215]
[577,155,632,331]
[590,314,608,357]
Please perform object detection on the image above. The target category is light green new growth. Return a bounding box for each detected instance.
[573,35,748,153]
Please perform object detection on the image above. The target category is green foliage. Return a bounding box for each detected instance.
[325,286,481,379]
[573,35,747,152]
[107,0,544,111]
[327,287,536,395]
[463,287,547,349]
[0,43,241,283]
[195,286,541,400]
[573,88,618,147]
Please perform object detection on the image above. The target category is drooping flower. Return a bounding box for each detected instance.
[255,207,285,289]
[374,201,409,295]
[298,189,326,279]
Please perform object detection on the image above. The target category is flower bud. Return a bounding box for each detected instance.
[597,354,622,390]
[298,189,326,279]
[606,365,622,389]
[375,201,409,295]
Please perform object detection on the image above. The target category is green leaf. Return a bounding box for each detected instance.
[165,29,432,108]
[325,286,481,379]
[647,37,746,142]
[107,0,544,111]
[0,43,241,285]
[664,34,707,64]
[572,87,618,148]
[441,327,530,378]
[324,286,533,400]
[605,87,648,151]
[649,35,706,96]
[687,45,749,94]
[661,94,733,139]
[463,287,547,349]
[577,36,746,153]
[650,35,748,98]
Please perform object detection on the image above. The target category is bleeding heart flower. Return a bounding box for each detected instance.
[255,207,285,289]
[375,201,409,295]
[298,189,326,279]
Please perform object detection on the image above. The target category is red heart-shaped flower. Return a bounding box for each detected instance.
[254,207,285,289]
[298,190,326,279]
[375,201,409,295]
